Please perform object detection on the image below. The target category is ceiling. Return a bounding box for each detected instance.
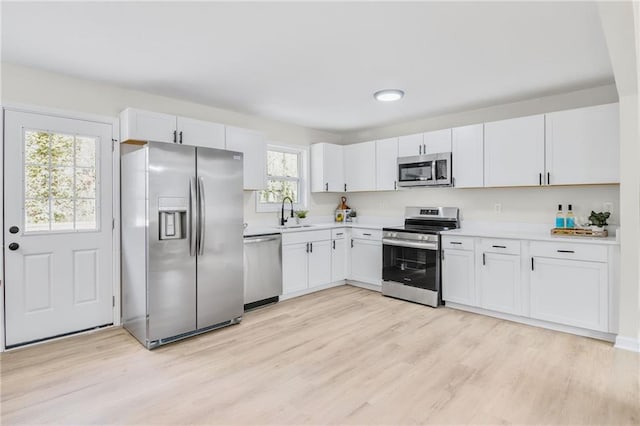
[2,2,613,133]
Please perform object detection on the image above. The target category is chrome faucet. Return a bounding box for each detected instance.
[280,196,294,226]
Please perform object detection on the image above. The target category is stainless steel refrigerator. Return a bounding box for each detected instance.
[121,141,244,349]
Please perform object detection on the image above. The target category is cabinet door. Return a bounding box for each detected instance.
[398,133,423,157]
[282,243,308,294]
[545,103,619,185]
[442,249,476,306]
[225,126,266,190]
[344,141,376,192]
[331,238,347,282]
[423,128,452,154]
[350,239,382,285]
[530,257,608,331]
[484,115,545,187]
[311,143,344,193]
[308,240,332,288]
[479,252,522,315]
[177,117,225,149]
[121,108,176,143]
[452,124,484,188]
[376,137,399,191]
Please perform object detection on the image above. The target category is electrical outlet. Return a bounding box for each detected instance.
[494,203,502,214]
[603,202,613,213]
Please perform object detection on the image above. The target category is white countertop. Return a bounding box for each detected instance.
[441,221,619,245]
[244,217,402,237]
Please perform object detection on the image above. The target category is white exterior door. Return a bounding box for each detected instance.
[4,111,114,347]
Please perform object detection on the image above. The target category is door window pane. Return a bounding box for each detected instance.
[23,130,99,233]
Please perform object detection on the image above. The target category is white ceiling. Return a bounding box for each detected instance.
[2,2,613,133]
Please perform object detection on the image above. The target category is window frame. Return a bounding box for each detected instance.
[256,143,308,213]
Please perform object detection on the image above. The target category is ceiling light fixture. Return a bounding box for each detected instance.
[374,89,405,102]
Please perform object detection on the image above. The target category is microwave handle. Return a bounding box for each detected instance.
[431,160,436,181]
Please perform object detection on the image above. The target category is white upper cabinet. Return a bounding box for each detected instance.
[484,114,545,187]
[120,108,177,143]
[344,141,376,192]
[375,137,399,191]
[398,133,424,157]
[311,143,344,192]
[225,126,267,190]
[452,124,484,188]
[545,103,619,185]
[423,128,452,154]
[176,117,225,149]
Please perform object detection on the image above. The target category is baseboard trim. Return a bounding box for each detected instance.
[445,302,617,343]
[346,280,381,292]
[280,281,344,301]
[614,335,640,352]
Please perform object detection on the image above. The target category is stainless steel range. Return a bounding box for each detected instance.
[382,207,460,307]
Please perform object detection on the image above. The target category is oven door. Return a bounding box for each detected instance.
[382,239,439,292]
[397,156,435,187]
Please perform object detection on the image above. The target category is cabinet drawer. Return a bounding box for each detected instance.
[479,238,521,255]
[282,230,331,245]
[351,228,382,240]
[332,228,347,240]
[530,241,607,262]
[442,236,474,251]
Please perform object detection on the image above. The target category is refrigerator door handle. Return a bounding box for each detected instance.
[189,177,198,256]
[197,176,206,256]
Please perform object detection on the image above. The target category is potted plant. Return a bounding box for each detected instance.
[588,211,610,231]
[348,210,358,223]
[295,210,309,225]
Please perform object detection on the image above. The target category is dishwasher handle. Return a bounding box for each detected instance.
[244,236,281,244]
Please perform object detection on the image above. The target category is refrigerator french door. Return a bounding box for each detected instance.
[122,142,244,349]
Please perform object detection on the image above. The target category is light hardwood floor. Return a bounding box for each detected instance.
[1,285,639,425]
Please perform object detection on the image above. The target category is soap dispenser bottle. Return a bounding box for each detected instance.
[566,204,576,229]
[555,204,565,228]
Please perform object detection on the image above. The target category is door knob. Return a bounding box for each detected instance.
[8,243,19,251]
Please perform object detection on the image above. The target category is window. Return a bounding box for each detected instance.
[23,129,99,233]
[257,145,307,212]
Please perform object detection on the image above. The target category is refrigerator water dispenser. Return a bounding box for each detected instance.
[158,197,187,240]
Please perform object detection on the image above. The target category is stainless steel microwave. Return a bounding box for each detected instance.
[397,152,452,187]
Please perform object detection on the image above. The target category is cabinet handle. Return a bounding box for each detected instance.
[394,181,397,190]
[179,131,183,144]
[557,250,575,253]
[310,242,313,253]
[336,232,343,236]
[351,239,354,248]
[492,245,506,249]
[419,145,422,155]
[363,233,372,236]
[325,182,328,191]
[306,242,309,253]
[539,173,542,185]
[442,251,445,261]
[333,240,336,250]
[547,172,550,185]
[482,253,486,266]
[450,242,462,245]
[423,143,427,154]
[344,183,347,192]
[173,130,177,143]
[531,257,534,271]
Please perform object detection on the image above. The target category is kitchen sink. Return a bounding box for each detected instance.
[274,224,316,229]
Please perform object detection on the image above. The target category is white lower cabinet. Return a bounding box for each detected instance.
[282,243,309,294]
[350,237,382,285]
[331,229,348,282]
[479,252,522,315]
[282,231,332,295]
[530,256,608,332]
[442,248,476,306]
[308,240,332,288]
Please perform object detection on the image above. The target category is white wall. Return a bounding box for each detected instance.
[0,62,343,224]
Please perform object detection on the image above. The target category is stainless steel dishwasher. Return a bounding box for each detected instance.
[243,233,283,310]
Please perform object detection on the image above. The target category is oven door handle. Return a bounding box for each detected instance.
[382,239,438,250]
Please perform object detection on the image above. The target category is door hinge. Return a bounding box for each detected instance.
[112,138,118,152]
